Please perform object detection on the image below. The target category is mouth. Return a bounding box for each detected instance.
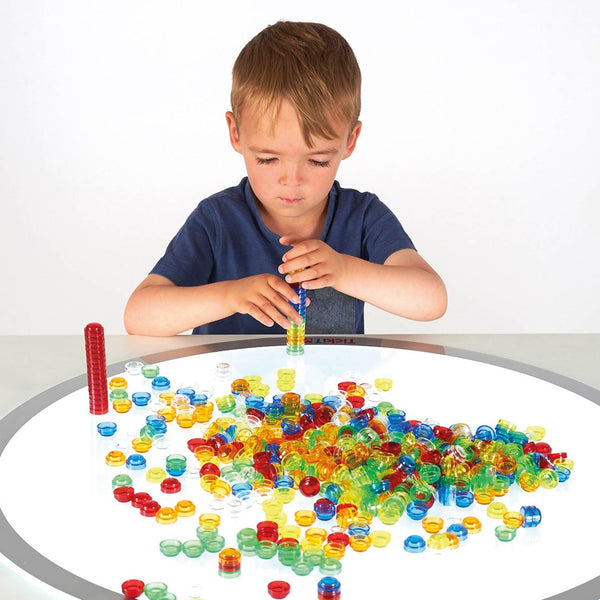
[279,197,303,205]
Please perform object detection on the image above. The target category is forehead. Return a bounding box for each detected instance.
[237,99,349,150]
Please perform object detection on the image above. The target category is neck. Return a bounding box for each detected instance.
[255,199,328,240]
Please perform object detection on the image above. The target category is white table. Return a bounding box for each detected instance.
[1,334,599,600]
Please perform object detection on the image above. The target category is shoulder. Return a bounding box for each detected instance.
[185,178,251,224]
[196,178,249,212]
[331,181,392,218]
[333,181,378,203]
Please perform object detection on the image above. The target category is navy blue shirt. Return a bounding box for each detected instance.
[151,178,415,334]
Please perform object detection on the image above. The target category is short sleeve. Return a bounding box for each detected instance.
[361,195,416,265]
[150,201,219,286]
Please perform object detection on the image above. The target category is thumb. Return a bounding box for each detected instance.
[279,235,297,247]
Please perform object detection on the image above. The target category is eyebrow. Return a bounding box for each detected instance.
[249,146,339,156]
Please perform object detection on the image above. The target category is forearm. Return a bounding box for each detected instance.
[336,255,447,321]
[124,280,237,336]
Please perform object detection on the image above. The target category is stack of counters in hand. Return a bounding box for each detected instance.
[84,322,109,414]
[286,271,306,356]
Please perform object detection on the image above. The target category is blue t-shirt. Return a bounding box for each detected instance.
[151,178,415,334]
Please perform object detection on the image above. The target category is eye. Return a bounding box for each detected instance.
[309,159,331,168]
[257,157,277,165]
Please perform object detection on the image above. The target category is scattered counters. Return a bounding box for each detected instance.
[370,530,392,548]
[160,477,181,494]
[159,539,182,557]
[113,486,134,503]
[503,511,525,528]
[268,580,291,599]
[521,505,542,528]
[96,421,117,437]
[121,579,145,599]
[462,516,482,534]
[318,576,341,600]
[422,516,444,533]
[112,474,133,488]
[495,525,517,542]
[98,357,571,597]
[182,539,204,558]
[218,547,242,578]
[427,533,450,551]
[404,535,426,553]
[446,523,469,542]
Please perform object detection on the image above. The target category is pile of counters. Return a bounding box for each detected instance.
[98,361,571,599]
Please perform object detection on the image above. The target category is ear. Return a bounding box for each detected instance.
[226,111,242,153]
[342,121,362,160]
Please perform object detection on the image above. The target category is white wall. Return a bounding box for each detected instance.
[2,0,599,334]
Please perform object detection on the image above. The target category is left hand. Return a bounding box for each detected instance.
[278,236,347,290]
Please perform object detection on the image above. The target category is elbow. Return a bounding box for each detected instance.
[429,280,448,321]
[418,279,448,322]
[123,296,149,335]
[123,304,139,335]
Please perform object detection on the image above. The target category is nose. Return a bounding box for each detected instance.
[279,161,302,187]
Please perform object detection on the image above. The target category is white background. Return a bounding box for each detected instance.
[1,0,599,334]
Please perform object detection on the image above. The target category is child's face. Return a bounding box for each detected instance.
[226,99,361,237]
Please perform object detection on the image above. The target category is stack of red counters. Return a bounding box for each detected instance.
[257,520,279,542]
[84,322,108,414]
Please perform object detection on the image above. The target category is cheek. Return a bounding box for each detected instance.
[314,167,338,188]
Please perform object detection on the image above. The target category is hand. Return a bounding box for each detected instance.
[278,237,347,290]
[228,273,306,329]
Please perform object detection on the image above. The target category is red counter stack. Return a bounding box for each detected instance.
[85,322,109,414]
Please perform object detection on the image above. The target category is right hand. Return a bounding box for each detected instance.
[228,273,308,329]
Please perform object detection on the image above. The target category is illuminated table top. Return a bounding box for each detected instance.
[0,334,599,600]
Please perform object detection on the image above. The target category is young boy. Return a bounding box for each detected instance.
[124,21,446,336]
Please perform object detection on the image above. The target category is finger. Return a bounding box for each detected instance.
[268,276,301,303]
[248,300,297,329]
[279,235,301,247]
[280,239,316,263]
[294,273,332,290]
[279,253,315,276]
[266,293,305,326]
[254,289,304,328]
[246,305,276,328]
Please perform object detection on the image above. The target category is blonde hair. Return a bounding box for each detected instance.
[231,21,361,146]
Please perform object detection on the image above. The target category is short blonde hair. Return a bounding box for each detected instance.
[231,21,361,146]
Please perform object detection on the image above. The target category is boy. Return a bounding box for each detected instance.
[124,21,446,336]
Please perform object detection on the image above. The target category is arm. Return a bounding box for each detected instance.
[124,273,305,336]
[279,239,447,322]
